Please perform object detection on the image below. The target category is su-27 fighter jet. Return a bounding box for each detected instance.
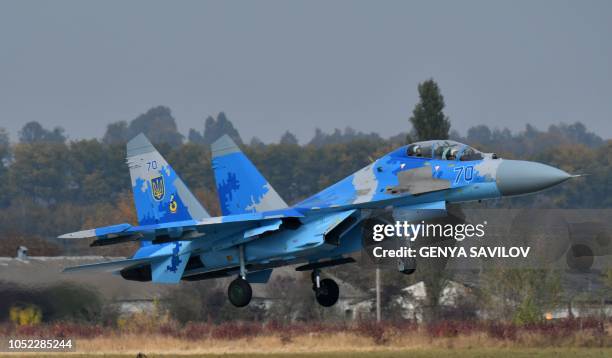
[60,134,576,307]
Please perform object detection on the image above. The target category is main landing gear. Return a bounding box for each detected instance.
[312,270,339,307]
[228,244,252,308]
[228,276,252,307]
[226,244,340,308]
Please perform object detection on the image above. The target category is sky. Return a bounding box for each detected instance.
[0,0,611,143]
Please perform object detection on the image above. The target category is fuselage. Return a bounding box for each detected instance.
[131,140,572,281]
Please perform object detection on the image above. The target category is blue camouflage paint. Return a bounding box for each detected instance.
[132,165,196,225]
[213,152,276,215]
[93,223,131,237]
[296,144,497,210]
[166,242,183,272]
[211,134,287,215]
[66,135,575,287]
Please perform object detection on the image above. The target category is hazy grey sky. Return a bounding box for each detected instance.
[1,1,611,143]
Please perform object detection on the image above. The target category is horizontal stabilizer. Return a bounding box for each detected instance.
[58,223,132,239]
[63,256,167,274]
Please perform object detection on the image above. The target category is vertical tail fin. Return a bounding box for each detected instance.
[127,133,210,225]
[211,135,287,215]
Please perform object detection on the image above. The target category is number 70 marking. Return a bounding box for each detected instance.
[453,165,474,184]
[146,160,158,171]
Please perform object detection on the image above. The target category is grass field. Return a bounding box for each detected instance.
[3,349,612,357]
[1,320,610,357]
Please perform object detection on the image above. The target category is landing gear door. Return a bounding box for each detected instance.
[392,201,447,222]
[395,234,416,275]
[392,201,447,275]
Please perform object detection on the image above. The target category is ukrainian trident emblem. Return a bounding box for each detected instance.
[151,176,165,201]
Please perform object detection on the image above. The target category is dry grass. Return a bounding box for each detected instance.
[3,348,612,358]
[77,332,395,355]
[7,329,606,356]
[1,319,610,356]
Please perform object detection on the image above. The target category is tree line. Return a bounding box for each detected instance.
[0,79,609,255]
[0,79,610,328]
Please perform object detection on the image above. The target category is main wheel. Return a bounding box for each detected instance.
[315,278,339,307]
[228,277,252,307]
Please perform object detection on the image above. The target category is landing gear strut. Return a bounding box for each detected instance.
[228,245,252,307]
[312,270,339,307]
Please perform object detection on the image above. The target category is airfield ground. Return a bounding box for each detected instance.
[2,335,612,357]
[1,321,611,357]
[2,349,612,357]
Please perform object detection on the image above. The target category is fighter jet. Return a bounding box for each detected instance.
[59,134,575,307]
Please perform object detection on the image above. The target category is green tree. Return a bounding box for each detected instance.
[0,128,9,158]
[409,79,451,141]
[102,121,130,145]
[0,128,10,206]
[19,121,66,144]
[307,127,381,146]
[201,112,243,145]
[280,131,299,145]
[467,125,493,146]
[10,142,70,204]
[480,268,562,323]
[187,128,205,144]
[66,139,128,204]
[167,143,213,190]
[102,106,184,146]
[129,106,183,146]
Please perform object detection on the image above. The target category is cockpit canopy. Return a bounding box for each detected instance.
[406,140,487,161]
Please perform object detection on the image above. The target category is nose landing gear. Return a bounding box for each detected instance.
[311,270,339,307]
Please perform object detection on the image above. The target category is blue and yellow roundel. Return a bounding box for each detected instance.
[151,176,165,201]
[169,195,178,213]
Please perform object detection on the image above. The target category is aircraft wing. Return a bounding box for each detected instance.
[58,209,304,246]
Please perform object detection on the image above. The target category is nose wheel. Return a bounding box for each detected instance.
[228,277,252,307]
[311,270,339,307]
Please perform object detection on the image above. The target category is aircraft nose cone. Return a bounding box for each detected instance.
[496,160,572,196]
